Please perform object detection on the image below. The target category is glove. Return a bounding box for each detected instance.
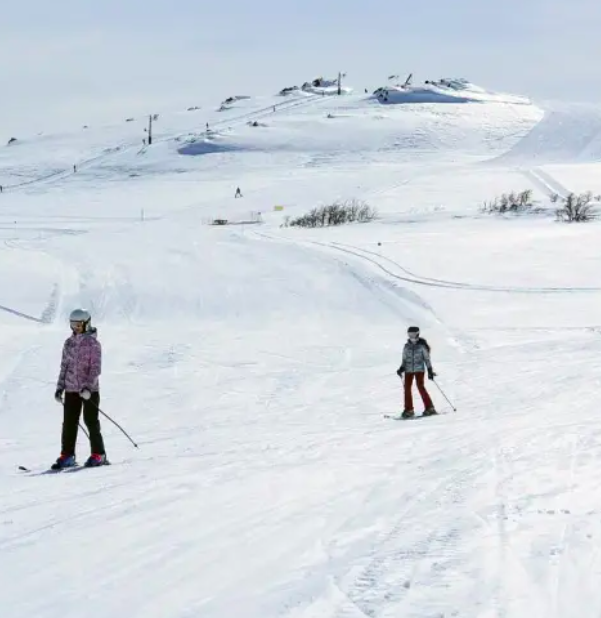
[396,366,405,377]
[54,389,64,403]
[428,370,436,381]
[80,389,92,400]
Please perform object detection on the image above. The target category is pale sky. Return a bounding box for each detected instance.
[1,0,600,135]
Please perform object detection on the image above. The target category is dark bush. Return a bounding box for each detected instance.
[555,192,598,222]
[480,190,534,214]
[289,199,377,228]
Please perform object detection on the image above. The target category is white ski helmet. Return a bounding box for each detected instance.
[69,308,91,330]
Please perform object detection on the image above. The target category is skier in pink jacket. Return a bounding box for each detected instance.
[52,308,108,469]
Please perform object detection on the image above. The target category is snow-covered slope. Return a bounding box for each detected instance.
[3,79,601,618]
[0,91,327,189]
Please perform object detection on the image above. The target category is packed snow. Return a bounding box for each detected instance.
[2,76,601,618]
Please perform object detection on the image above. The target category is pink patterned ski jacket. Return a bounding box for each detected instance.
[56,328,102,393]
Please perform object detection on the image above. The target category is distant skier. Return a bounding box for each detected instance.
[52,309,108,469]
[396,326,437,418]
[73,164,77,173]
[235,187,242,198]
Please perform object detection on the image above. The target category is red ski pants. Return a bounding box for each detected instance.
[404,372,433,411]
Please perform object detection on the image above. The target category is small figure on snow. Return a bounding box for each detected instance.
[235,187,243,198]
[52,309,108,469]
[396,326,437,418]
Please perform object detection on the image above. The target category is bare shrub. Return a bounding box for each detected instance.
[290,199,378,228]
[555,192,598,222]
[481,190,534,214]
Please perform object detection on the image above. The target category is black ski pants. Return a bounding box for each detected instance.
[61,392,106,457]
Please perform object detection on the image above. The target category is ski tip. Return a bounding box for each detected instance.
[18,465,30,472]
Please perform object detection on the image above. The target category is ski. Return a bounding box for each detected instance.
[384,412,443,421]
[18,461,111,475]
[62,462,111,472]
[52,465,83,473]
[18,464,83,475]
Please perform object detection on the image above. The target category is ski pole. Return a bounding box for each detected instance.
[433,379,457,411]
[89,400,139,448]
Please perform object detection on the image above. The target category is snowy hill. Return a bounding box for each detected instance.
[3,76,601,618]
[373,76,532,105]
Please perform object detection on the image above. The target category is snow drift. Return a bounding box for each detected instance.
[177,135,248,156]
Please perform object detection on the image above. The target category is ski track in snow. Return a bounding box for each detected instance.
[3,88,601,617]
[252,230,601,295]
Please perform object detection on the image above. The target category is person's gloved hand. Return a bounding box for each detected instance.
[54,389,63,403]
[396,366,405,378]
[428,370,436,381]
[80,389,91,400]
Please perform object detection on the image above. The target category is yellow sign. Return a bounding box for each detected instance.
[274,205,284,211]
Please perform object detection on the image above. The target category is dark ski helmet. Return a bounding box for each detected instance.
[407,326,420,335]
[69,308,91,331]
